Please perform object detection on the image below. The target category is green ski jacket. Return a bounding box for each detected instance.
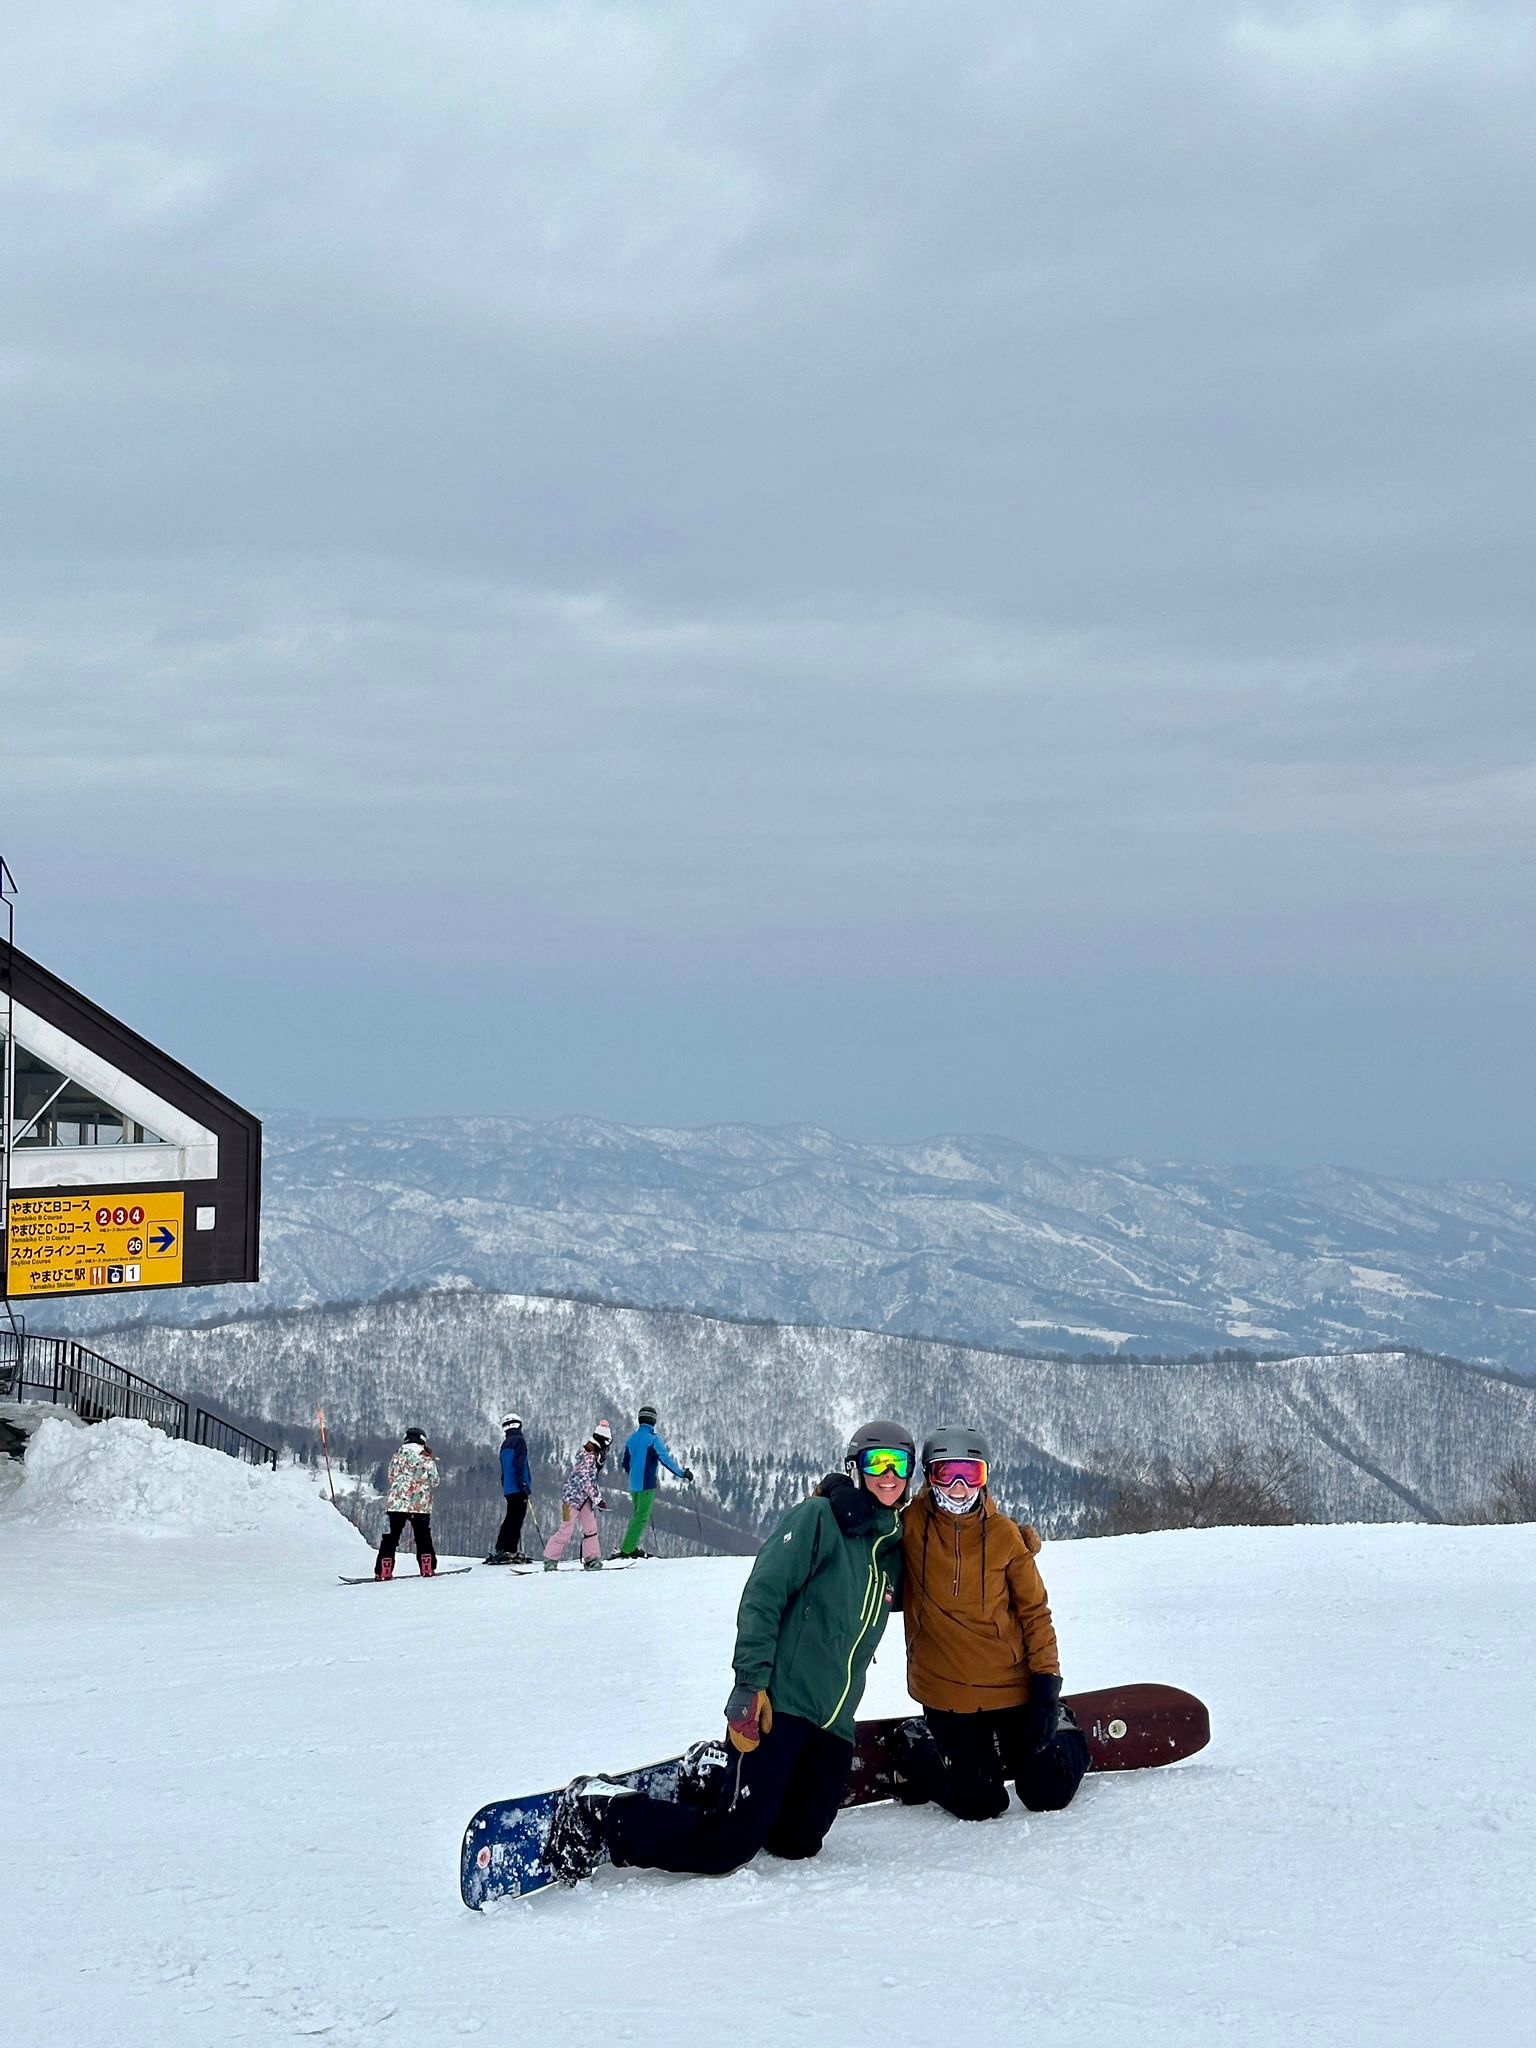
[731,1490,904,1742]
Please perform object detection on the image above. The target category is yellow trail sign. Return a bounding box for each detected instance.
[5,1191,186,1299]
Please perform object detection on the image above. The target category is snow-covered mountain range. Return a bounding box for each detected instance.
[107,1287,1535,1534]
[62,1113,1536,1369]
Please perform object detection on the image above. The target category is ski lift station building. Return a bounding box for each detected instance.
[2,944,261,1309]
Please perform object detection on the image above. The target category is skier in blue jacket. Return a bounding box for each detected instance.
[485,1413,533,1564]
[618,1405,693,1558]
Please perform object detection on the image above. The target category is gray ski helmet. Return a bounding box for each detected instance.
[500,1413,522,1432]
[920,1424,991,1471]
[638,1404,658,1425]
[844,1418,917,1492]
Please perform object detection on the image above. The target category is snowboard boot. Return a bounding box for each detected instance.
[542,1558,559,1572]
[582,1557,604,1571]
[541,1776,635,1886]
[418,1553,437,1577]
[890,1716,940,1806]
[375,1555,394,1582]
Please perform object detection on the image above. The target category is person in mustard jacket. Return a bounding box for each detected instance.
[897,1424,1089,1820]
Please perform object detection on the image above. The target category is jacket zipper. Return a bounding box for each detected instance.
[822,1525,897,1732]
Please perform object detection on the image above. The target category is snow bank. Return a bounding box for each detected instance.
[1,1416,364,1556]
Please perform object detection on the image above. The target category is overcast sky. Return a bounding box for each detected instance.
[4,1,1534,1179]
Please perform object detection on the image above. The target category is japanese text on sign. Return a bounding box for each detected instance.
[5,1191,186,1298]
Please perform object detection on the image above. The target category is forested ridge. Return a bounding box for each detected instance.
[104,1285,1536,1552]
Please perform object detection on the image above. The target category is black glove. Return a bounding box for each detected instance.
[1020,1672,1063,1754]
[815,1471,881,1537]
[682,1468,695,1483]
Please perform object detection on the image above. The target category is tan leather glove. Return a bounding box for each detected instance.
[725,1684,774,1753]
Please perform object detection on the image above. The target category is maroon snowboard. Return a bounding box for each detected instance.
[845,1683,1210,1807]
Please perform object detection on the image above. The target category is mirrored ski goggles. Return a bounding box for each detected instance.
[928,1458,988,1491]
[858,1446,914,1480]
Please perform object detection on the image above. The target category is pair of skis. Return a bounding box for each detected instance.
[460,1682,1211,1909]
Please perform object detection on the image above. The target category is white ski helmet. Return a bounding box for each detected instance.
[501,1413,522,1431]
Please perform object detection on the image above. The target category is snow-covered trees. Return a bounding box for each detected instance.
[101,1288,1536,1536]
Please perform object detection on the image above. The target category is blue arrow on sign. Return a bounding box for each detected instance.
[150,1225,176,1254]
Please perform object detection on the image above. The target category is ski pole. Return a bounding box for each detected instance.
[689,1481,705,1556]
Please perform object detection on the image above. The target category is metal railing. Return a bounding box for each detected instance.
[0,1331,188,1437]
[0,1329,277,1468]
[191,1406,278,1470]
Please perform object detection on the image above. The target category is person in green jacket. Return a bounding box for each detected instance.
[541,1419,915,1883]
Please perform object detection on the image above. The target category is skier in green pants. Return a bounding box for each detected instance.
[618,1405,693,1558]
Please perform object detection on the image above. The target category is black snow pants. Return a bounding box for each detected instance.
[494,1493,529,1554]
[914,1702,1090,1821]
[605,1712,852,1876]
[377,1512,435,1567]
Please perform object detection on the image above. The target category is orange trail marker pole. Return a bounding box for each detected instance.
[317,1406,337,1504]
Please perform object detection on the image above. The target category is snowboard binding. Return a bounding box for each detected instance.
[676,1738,734,1811]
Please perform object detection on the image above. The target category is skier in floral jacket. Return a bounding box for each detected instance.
[541,1422,613,1571]
[374,1428,441,1579]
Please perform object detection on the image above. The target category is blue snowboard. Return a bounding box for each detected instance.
[461,1754,691,1908]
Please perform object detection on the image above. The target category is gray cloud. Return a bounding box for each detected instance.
[3,2,1533,1172]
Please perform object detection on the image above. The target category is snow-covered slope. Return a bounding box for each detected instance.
[6,1455,1531,2047]
[43,1112,1536,1367]
[107,1287,1536,1528]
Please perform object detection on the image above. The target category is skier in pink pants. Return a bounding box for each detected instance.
[543,1423,613,1571]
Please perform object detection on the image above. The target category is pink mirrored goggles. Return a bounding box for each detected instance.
[928,1458,988,1491]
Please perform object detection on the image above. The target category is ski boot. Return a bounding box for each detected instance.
[541,1776,634,1885]
[542,1558,559,1572]
[510,1552,533,1565]
[374,1555,394,1581]
[482,1551,513,1566]
[582,1557,604,1571]
[418,1553,436,1577]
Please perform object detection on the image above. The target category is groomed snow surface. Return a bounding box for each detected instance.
[5,1420,1533,2047]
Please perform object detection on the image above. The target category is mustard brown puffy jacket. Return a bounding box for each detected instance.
[901,1486,1061,1713]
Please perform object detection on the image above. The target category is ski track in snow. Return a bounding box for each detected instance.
[4,1441,1534,2046]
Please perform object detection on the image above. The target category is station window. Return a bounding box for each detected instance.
[4,1039,171,1148]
